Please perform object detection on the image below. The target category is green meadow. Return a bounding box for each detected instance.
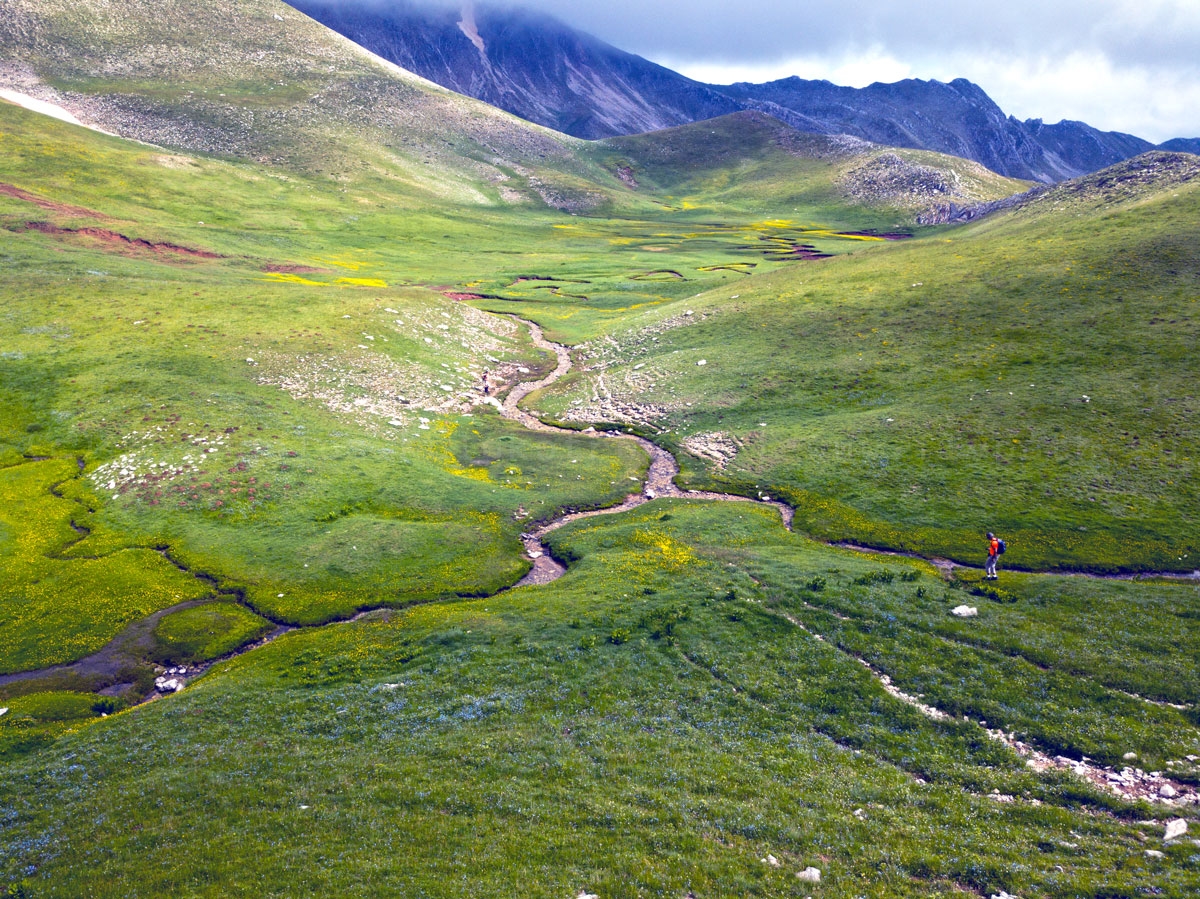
[2,502,1198,897]
[529,162,1200,573]
[0,0,1198,892]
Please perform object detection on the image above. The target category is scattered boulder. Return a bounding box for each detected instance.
[1165,819,1188,842]
[1159,784,1179,799]
[1145,849,1165,859]
[761,854,781,868]
[796,867,821,883]
[951,604,978,617]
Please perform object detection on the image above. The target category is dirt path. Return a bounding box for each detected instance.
[770,605,1198,809]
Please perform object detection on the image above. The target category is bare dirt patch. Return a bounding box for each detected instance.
[261,263,330,274]
[681,432,742,470]
[0,182,110,219]
[10,222,222,259]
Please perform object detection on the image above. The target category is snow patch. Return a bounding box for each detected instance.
[0,88,82,127]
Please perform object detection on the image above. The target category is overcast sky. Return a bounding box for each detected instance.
[478,0,1200,142]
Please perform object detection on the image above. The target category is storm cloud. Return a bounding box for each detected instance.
[347,0,1200,140]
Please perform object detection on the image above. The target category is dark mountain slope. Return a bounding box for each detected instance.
[289,0,741,139]
[1160,137,1200,155]
[721,77,1155,183]
[292,0,1195,184]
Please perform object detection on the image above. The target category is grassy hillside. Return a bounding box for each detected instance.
[0,0,638,212]
[594,111,1027,221]
[531,153,1200,573]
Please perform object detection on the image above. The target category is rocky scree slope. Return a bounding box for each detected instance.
[918,150,1200,225]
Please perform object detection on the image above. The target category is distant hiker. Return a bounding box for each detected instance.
[481,369,490,396]
[985,531,1002,579]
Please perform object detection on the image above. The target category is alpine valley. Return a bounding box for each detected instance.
[0,1,1197,897]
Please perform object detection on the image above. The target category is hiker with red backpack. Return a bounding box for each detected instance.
[985,531,1005,579]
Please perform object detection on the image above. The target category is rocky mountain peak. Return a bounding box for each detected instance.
[288,0,1195,182]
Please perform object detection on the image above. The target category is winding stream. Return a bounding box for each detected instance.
[0,317,792,694]
[4,317,1196,702]
[501,319,793,586]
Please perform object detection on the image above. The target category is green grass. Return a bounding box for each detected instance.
[1,504,1196,897]
[0,459,211,673]
[1,6,1198,894]
[532,174,1200,572]
[151,602,273,665]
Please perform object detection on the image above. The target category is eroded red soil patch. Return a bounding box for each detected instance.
[0,182,110,220]
[10,221,223,259]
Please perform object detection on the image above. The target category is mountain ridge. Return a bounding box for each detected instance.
[288,0,1197,184]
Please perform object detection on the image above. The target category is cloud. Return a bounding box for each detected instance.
[493,0,1200,140]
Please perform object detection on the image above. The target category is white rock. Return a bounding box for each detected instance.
[1145,849,1165,859]
[0,708,7,717]
[990,892,1020,899]
[696,359,707,366]
[576,892,599,899]
[1165,818,1188,841]
[796,867,821,883]
[1123,752,1138,761]
[951,604,978,617]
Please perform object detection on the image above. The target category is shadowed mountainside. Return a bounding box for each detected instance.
[289,0,741,139]
[289,0,1197,184]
